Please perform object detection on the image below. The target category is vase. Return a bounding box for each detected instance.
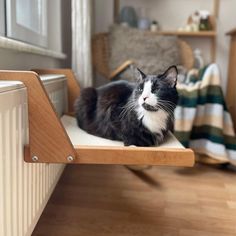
[119,6,137,28]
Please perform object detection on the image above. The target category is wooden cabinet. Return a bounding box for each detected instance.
[226,28,236,131]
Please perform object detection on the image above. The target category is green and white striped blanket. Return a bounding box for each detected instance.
[174,64,236,164]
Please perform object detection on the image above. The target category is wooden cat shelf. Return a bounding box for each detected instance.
[0,69,194,166]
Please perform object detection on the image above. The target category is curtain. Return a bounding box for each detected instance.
[72,0,92,87]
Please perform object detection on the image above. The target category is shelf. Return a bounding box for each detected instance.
[0,70,194,166]
[147,30,216,37]
[226,28,236,36]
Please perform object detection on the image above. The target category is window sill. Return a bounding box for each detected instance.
[0,36,66,59]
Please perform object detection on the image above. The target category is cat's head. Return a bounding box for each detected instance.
[134,66,178,112]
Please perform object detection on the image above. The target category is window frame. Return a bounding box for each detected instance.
[0,0,5,35]
[6,0,48,47]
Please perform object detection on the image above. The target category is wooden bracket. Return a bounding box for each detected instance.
[32,69,80,114]
[0,69,195,166]
[0,70,76,163]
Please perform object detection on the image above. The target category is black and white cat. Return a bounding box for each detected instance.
[74,66,178,146]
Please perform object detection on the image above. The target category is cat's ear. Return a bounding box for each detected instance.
[135,68,146,81]
[161,66,178,87]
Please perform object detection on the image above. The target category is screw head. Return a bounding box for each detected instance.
[67,156,74,162]
[32,156,38,162]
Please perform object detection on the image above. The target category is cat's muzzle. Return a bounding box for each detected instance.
[142,103,158,111]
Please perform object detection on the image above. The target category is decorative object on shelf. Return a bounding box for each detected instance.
[178,10,212,32]
[193,48,204,69]
[178,10,200,32]
[188,11,201,32]
[138,18,151,30]
[150,20,160,32]
[137,6,150,30]
[199,10,211,31]
[119,6,137,28]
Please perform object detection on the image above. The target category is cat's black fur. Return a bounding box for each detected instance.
[74,66,178,146]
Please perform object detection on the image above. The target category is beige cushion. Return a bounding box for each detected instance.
[109,25,181,80]
[61,115,184,148]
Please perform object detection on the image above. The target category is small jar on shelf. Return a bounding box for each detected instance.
[150,21,160,32]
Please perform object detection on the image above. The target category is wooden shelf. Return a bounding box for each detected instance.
[114,0,219,61]
[0,70,195,166]
[147,30,216,37]
[226,28,236,36]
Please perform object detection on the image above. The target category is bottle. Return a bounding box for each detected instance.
[193,48,204,69]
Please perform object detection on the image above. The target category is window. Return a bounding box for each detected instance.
[6,0,48,47]
[0,0,4,36]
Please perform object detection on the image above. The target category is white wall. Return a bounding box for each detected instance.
[48,0,62,53]
[93,0,114,33]
[0,48,63,70]
[94,0,236,93]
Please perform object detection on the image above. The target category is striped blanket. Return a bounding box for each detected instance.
[174,64,236,165]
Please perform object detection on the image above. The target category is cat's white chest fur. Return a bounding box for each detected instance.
[136,106,168,134]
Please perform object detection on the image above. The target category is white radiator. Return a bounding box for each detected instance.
[0,75,68,236]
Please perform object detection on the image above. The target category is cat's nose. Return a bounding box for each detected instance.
[143,96,148,101]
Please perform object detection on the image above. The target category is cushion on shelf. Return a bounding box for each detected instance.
[108,24,181,80]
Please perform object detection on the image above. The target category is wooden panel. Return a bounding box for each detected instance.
[24,145,194,166]
[32,69,80,113]
[213,0,220,18]
[226,28,236,36]
[226,35,236,131]
[0,71,76,163]
[75,146,194,166]
[109,60,133,80]
[114,0,120,23]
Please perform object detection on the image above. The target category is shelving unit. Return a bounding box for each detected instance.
[147,29,217,61]
[114,0,219,61]
[226,28,236,131]
[147,30,216,37]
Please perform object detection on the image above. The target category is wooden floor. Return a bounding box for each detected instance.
[33,164,236,236]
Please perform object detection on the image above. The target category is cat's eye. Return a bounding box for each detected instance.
[151,83,159,93]
[138,85,143,92]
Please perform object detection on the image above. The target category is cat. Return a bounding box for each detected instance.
[74,66,178,146]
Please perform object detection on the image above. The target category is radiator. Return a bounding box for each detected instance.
[0,75,67,236]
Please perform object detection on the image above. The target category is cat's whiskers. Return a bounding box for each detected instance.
[155,102,175,122]
[159,104,174,114]
[157,100,175,110]
[157,103,174,116]
[119,99,137,119]
[157,99,176,107]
